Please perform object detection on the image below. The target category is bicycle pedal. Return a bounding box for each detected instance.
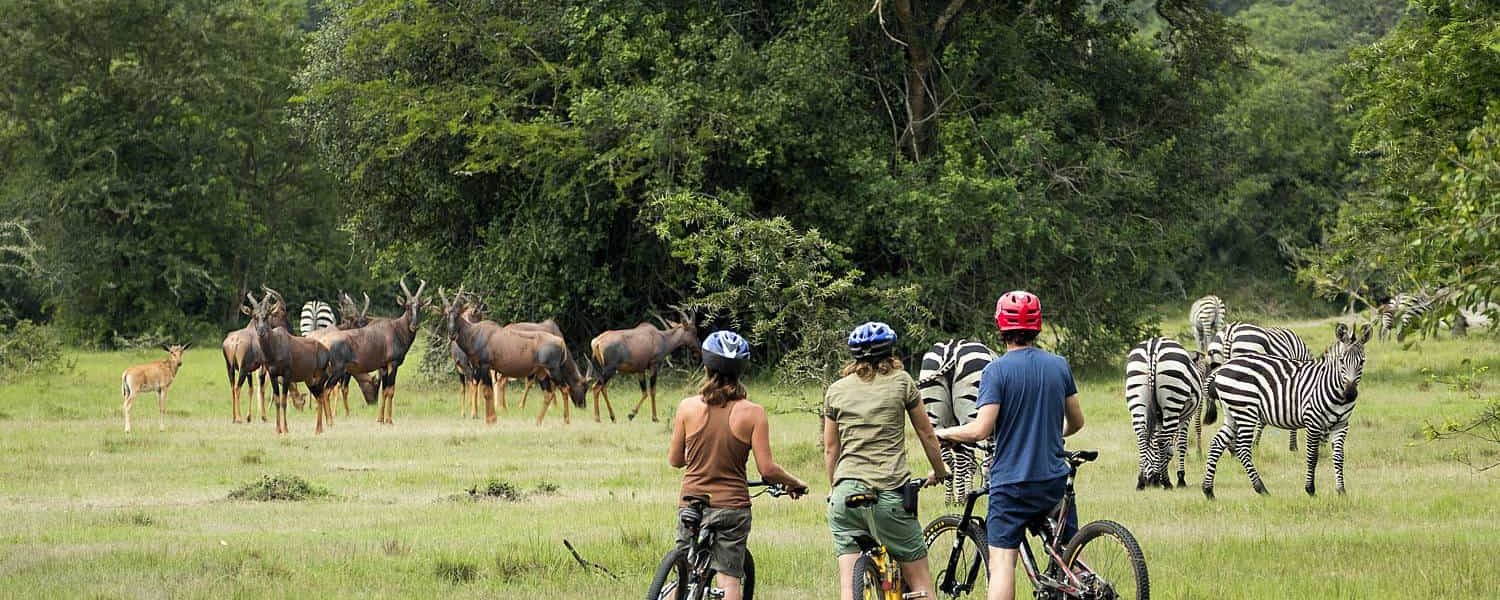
[706,589,726,599]
[901,592,928,599]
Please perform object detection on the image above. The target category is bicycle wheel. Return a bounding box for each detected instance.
[646,547,689,600]
[851,554,884,600]
[923,515,989,598]
[1060,520,1149,600]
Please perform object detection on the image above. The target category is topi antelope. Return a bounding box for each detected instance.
[589,307,700,423]
[222,298,283,423]
[439,289,586,425]
[321,278,427,425]
[304,291,379,419]
[121,344,190,432]
[251,288,336,434]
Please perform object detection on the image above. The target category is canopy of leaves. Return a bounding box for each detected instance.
[296,0,1250,368]
[1300,0,1499,320]
[0,0,356,344]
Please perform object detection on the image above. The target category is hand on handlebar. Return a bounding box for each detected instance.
[924,470,949,489]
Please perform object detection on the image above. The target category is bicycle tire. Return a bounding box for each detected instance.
[851,553,884,600]
[646,547,689,600]
[923,515,989,598]
[742,549,756,600]
[1060,519,1149,600]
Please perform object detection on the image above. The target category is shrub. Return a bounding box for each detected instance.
[468,479,522,501]
[0,319,70,381]
[228,474,331,501]
[433,558,478,584]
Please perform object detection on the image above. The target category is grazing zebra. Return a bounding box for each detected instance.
[1202,323,1371,498]
[1205,322,1312,452]
[1377,293,1431,341]
[299,300,336,336]
[1188,295,1227,352]
[917,339,996,504]
[1124,337,1203,490]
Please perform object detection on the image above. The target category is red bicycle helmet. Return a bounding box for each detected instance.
[995,290,1042,331]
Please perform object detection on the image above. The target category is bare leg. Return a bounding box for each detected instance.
[837,553,859,600]
[987,547,1021,600]
[898,557,936,600]
[715,573,744,600]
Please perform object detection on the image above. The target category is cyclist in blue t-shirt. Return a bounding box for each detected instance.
[935,290,1086,600]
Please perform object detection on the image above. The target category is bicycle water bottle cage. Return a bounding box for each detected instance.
[845,492,879,508]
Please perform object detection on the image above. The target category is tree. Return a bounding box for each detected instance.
[1301,0,1500,318]
[0,0,351,343]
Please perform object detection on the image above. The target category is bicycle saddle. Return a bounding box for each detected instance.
[1066,450,1099,465]
[845,491,879,508]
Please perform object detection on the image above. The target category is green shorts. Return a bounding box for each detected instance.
[675,507,752,579]
[826,479,928,562]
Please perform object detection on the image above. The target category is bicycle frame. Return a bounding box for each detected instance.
[935,452,1096,599]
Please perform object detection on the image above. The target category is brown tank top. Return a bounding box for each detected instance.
[680,399,752,509]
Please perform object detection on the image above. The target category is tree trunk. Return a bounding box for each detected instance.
[887,0,967,164]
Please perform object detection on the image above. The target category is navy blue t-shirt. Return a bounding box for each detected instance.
[976,347,1077,485]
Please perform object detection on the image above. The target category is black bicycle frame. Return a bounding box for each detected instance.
[936,457,1092,597]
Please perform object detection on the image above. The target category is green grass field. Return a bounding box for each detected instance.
[1,317,1497,599]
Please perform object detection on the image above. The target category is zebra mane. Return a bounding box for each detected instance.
[916,339,963,386]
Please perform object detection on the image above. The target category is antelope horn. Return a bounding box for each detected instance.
[648,308,669,328]
[399,277,412,297]
[361,293,370,317]
[437,287,450,306]
[414,279,427,300]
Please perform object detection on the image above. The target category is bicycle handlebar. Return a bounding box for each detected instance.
[747,480,806,498]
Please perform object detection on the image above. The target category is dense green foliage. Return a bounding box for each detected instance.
[295,0,1256,369]
[0,0,356,345]
[1301,0,1499,322]
[0,0,1475,371]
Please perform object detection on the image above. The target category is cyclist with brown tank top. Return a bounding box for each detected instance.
[668,330,808,600]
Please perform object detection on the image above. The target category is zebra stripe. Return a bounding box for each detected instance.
[1202,323,1371,498]
[918,339,996,504]
[1124,337,1202,490]
[1205,322,1311,452]
[299,301,336,336]
[1377,293,1432,341]
[1188,295,1227,352]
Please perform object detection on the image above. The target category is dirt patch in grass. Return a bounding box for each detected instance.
[239,449,265,464]
[228,474,331,501]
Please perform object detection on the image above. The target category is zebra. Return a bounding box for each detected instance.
[1377,293,1431,341]
[1201,323,1371,498]
[299,300,337,336]
[1188,295,1227,352]
[917,339,996,504]
[1205,322,1312,452]
[1124,337,1203,490]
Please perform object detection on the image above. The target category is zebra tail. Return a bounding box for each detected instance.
[1203,368,1219,425]
[1144,354,1162,440]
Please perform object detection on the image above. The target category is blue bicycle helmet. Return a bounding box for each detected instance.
[848,321,898,359]
[702,330,751,376]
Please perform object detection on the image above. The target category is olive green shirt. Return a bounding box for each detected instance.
[823,369,921,491]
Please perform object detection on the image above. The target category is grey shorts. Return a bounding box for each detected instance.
[676,507,752,579]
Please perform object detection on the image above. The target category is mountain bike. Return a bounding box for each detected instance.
[847,478,929,600]
[924,447,1149,599]
[646,481,796,600]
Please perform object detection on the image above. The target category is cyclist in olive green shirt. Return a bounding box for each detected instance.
[824,322,947,600]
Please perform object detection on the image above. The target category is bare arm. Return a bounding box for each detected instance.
[1062,394,1084,437]
[749,406,807,493]
[667,400,688,468]
[822,417,842,486]
[907,403,949,481]
[936,404,998,444]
